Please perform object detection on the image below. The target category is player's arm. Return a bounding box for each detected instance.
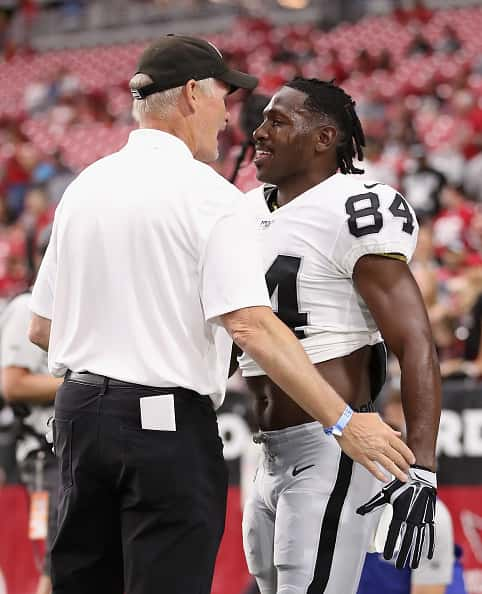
[28,314,51,352]
[355,255,440,569]
[353,255,441,470]
[2,366,61,403]
[221,305,415,483]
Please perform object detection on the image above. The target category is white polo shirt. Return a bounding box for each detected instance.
[31,129,270,408]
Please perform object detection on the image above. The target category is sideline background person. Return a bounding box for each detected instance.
[1,225,61,594]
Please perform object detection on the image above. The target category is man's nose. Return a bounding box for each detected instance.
[253,122,267,142]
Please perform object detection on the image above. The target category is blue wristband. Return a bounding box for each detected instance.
[323,405,354,437]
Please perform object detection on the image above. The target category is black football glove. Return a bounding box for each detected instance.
[356,465,437,569]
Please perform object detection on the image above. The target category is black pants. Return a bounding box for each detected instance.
[52,376,228,594]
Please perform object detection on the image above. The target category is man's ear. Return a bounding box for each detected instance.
[315,125,338,153]
[181,79,198,115]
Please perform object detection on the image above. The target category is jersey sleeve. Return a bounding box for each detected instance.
[332,186,419,276]
[1,295,44,370]
[200,202,271,323]
[411,500,454,586]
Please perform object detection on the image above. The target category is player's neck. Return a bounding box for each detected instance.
[276,167,337,207]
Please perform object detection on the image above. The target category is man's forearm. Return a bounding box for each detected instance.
[400,340,441,470]
[232,314,346,427]
[28,314,51,352]
[2,371,62,403]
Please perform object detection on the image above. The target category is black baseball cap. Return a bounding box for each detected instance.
[131,34,258,99]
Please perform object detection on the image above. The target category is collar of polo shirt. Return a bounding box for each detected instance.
[126,129,194,158]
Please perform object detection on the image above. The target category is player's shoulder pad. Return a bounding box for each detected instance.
[324,174,392,203]
[350,176,405,202]
[344,175,392,195]
[342,176,416,219]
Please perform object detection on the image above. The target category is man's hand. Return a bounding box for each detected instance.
[337,412,415,483]
[356,466,437,569]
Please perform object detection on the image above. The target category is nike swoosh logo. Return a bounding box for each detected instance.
[364,183,382,189]
[292,464,315,476]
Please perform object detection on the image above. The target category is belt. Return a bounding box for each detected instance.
[64,371,206,403]
[64,371,194,396]
[64,371,210,405]
[66,370,139,387]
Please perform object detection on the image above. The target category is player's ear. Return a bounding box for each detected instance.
[315,125,337,153]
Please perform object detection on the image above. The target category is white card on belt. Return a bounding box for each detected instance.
[140,394,176,431]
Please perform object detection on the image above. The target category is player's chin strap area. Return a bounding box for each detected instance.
[356,465,437,570]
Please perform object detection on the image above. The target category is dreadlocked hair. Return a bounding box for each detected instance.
[285,77,366,175]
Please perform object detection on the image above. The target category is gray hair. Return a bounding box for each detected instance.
[130,74,216,121]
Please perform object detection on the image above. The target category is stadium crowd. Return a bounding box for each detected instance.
[0,1,481,382]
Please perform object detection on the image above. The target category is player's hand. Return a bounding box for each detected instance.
[356,466,437,569]
[336,412,415,483]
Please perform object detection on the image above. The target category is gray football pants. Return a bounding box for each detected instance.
[242,421,380,594]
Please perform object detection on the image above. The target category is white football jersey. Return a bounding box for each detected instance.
[239,172,419,377]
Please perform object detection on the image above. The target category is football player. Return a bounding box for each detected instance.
[239,78,441,594]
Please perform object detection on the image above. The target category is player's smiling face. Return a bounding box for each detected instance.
[252,86,323,185]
